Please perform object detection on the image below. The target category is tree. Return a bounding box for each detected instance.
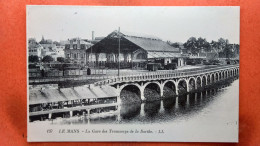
[217,38,231,58]
[170,42,180,48]
[224,44,234,59]
[183,37,198,54]
[209,40,219,52]
[42,55,54,63]
[28,55,39,62]
[53,41,60,46]
[217,38,228,51]
[184,37,210,54]
[57,57,65,63]
[197,37,210,52]
[234,44,240,57]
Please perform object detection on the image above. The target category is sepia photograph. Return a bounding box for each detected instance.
[27,6,240,142]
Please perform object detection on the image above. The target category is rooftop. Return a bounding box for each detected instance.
[89,30,179,53]
[29,85,118,105]
[118,30,162,41]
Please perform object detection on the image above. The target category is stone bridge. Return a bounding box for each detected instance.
[94,65,239,102]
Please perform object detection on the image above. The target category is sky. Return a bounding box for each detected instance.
[27,6,240,44]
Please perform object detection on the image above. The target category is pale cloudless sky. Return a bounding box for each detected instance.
[27,6,240,44]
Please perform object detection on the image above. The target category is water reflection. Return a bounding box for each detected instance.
[162,97,177,113]
[120,103,140,120]
[117,80,237,124]
[144,101,161,117]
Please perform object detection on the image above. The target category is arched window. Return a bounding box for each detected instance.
[136,53,146,59]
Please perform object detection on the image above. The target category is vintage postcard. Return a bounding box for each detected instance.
[27,6,240,142]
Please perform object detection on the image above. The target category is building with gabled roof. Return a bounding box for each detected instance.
[64,38,93,65]
[87,30,185,69]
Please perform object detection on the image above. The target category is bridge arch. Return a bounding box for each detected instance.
[119,83,142,92]
[196,76,202,89]
[211,73,215,83]
[143,81,163,101]
[177,78,188,95]
[218,72,222,80]
[226,70,229,79]
[202,75,207,87]
[207,74,211,85]
[188,77,196,92]
[215,72,219,82]
[162,80,177,90]
[119,83,142,103]
[162,80,177,98]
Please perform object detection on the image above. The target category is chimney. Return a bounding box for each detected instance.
[69,39,73,49]
[92,31,95,41]
[77,38,80,49]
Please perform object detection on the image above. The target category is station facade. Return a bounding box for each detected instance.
[86,30,186,69]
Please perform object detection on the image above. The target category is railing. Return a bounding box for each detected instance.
[28,75,111,84]
[29,64,239,85]
[94,64,239,86]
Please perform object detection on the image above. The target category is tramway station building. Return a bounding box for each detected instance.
[86,30,186,69]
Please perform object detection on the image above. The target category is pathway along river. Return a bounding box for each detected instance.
[48,77,239,125]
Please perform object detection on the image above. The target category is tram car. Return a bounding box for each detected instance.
[28,63,85,78]
[147,63,161,71]
[147,62,177,71]
[164,63,177,70]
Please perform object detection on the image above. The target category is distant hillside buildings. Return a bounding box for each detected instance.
[28,38,43,58]
[28,37,67,61]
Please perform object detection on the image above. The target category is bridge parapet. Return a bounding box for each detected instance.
[94,65,239,86]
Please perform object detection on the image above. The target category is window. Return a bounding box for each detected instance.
[73,44,77,49]
[81,44,85,49]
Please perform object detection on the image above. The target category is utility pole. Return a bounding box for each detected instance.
[89,31,93,68]
[118,27,121,77]
[90,45,92,68]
